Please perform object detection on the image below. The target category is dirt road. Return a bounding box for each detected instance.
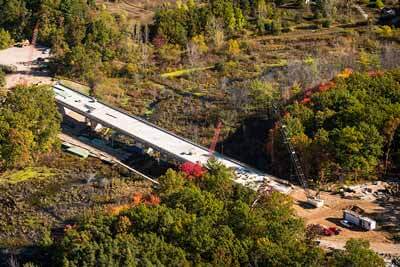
[290,188,400,255]
[318,239,400,256]
[0,46,53,88]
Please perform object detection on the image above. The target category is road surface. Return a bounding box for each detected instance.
[0,45,52,88]
[53,83,292,193]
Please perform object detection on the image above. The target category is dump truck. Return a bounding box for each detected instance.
[343,210,376,231]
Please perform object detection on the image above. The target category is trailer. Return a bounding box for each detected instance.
[343,210,376,231]
[307,196,324,208]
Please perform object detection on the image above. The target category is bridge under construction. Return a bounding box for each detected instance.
[53,83,292,194]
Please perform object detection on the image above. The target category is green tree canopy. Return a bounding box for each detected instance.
[282,70,400,182]
[0,28,13,49]
[330,239,385,267]
[0,85,61,169]
[0,69,5,89]
[47,161,324,266]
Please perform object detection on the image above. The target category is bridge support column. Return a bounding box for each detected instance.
[86,118,104,132]
[110,132,120,147]
[57,104,67,116]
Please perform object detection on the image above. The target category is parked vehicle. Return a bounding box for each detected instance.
[340,219,353,229]
[307,224,341,237]
[323,227,341,236]
[343,210,376,231]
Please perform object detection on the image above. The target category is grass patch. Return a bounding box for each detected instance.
[160,66,214,78]
[0,167,55,184]
[262,59,288,69]
[144,109,155,116]
[23,217,44,230]
[58,79,91,95]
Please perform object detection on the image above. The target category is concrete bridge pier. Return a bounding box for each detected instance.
[86,118,104,132]
[57,104,68,117]
[53,83,294,194]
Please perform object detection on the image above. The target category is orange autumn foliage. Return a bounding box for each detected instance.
[367,70,384,77]
[132,192,143,205]
[106,204,132,216]
[317,81,336,92]
[297,68,356,106]
[337,68,353,78]
[105,193,161,215]
[145,194,161,206]
[300,97,311,104]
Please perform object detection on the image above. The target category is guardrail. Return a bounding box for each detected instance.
[54,84,270,172]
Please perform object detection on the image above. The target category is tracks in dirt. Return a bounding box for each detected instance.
[252,22,368,45]
[98,0,154,21]
[121,0,148,12]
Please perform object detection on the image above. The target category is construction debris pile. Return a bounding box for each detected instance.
[339,181,399,201]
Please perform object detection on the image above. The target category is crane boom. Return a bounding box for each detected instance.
[209,121,222,155]
[272,103,323,208]
[279,123,311,196]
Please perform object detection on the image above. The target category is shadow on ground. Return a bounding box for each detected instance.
[371,195,400,238]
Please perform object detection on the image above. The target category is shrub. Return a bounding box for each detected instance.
[158,44,182,65]
[322,19,331,28]
[0,69,5,88]
[393,233,400,243]
[375,0,384,9]
[0,28,13,49]
[227,39,241,57]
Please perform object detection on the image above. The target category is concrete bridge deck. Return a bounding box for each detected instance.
[53,83,292,193]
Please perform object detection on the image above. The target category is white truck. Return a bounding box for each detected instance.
[343,210,376,231]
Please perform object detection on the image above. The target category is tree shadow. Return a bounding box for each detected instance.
[371,194,400,237]
[297,200,316,209]
[219,116,274,172]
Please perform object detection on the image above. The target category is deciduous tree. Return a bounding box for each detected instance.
[0,85,61,169]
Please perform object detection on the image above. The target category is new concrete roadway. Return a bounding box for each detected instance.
[53,83,292,193]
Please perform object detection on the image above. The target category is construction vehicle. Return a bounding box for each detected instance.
[280,124,324,207]
[209,120,222,155]
[272,103,324,208]
[180,120,222,177]
[323,226,341,236]
[307,224,341,236]
[343,210,376,231]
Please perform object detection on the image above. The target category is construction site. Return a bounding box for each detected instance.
[0,22,399,265]
[0,0,400,265]
[53,83,400,257]
[51,79,400,258]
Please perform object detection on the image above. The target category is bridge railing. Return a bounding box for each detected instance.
[54,83,288,184]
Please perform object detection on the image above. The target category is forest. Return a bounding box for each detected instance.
[21,161,385,266]
[273,69,400,184]
[1,0,399,183]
